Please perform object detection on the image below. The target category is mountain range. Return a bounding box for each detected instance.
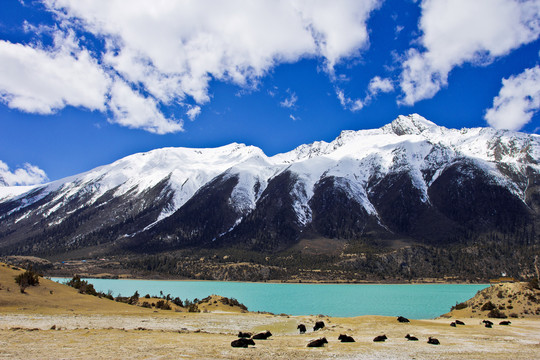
[0,114,539,279]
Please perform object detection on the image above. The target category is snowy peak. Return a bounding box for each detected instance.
[0,114,538,257]
[382,114,439,136]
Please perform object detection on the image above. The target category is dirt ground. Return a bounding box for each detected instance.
[1,312,539,359]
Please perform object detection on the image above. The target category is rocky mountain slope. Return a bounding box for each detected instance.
[0,114,538,272]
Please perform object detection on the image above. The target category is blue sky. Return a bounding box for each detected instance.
[1,0,539,183]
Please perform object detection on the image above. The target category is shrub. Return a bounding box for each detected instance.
[219,297,248,311]
[172,297,183,307]
[497,291,504,299]
[14,268,40,293]
[128,291,140,305]
[488,308,507,318]
[451,302,468,311]
[155,300,171,310]
[481,301,496,311]
[66,275,97,296]
[141,301,152,308]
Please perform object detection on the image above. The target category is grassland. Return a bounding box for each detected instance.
[1,263,539,359]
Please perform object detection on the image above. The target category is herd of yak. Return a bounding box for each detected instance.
[231,316,513,348]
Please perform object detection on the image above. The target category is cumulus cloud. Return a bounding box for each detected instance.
[485,65,540,130]
[368,76,394,95]
[186,105,202,121]
[0,1,383,132]
[399,0,540,105]
[40,0,378,120]
[0,31,110,114]
[0,161,48,186]
[108,80,183,134]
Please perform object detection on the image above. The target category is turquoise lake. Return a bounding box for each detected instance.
[52,278,487,319]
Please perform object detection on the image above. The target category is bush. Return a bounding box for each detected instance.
[141,301,152,308]
[219,297,248,311]
[14,268,40,293]
[155,300,171,310]
[66,275,97,296]
[488,308,507,318]
[451,302,468,311]
[481,301,496,311]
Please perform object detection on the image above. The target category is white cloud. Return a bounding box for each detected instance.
[0,1,382,132]
[43,0,381,108]
[0,31,110,114]
[186,105,201,121]
[108,80,183,134]
[280,91,298,108]
[368,76,394,95]
[289,114,299,121]
[399,0,540,105]
[0,160,48,186]
[336,87,363,112]
[485,65,540,130]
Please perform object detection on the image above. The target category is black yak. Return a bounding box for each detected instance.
[252,331,272,340]
[237,331,252,338]
[297,324,306,334]
[405,334,418,341]
[313,321,325,331]
[427,337,440,345]
[338,334,355,342]
[450,322,456,327]
[455,320,465,325]
[231,338,255,348]
[397,316,410,323]
[499,321,511,325]
[307,337,328,347]
[373,334,387,342]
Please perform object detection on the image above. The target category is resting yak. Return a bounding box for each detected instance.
[313,321,325,331]
[373,335,387,342]
[307,337,328,347]
[231,338,255,348]
[252,331,272,340]
[338,334,355,342]
[405,334,418,341]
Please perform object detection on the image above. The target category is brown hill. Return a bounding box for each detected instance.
[442,281,540,319]
[0,262,155,315]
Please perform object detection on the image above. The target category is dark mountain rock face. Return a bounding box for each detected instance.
[0,115,538,273]
[127,174,242,253]
[309,176,389,240]
[429,161,531,234]
[216,171,303,252]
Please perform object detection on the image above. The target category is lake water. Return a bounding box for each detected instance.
[52,278,487,319]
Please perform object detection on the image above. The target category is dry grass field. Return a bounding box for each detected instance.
[1,263,539,359]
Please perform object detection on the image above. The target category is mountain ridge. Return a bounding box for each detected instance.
[0,114,538,274]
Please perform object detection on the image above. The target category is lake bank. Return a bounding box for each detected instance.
[52,277,488,319]
[2,264,540,359]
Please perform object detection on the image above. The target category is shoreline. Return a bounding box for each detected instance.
[49,275,491,286]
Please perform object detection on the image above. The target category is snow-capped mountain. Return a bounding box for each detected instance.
[0,114,538,256]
